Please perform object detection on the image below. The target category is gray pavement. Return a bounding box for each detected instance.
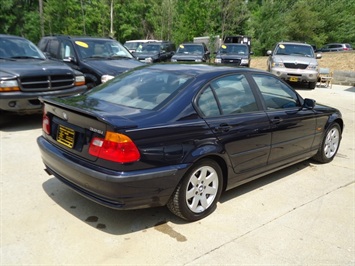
[1,85,354,265]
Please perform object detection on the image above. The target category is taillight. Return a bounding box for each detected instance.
[89,131,140,163]
[42,114,50,135]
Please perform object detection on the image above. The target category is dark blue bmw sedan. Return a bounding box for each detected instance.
[37,63,343,221]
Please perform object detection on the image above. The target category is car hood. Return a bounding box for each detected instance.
[272,55,317,64]
[82,58,145,76]
[217,54,249,59]
[133,52,159,59]
[0,59,75,78]
[172,54,203,60]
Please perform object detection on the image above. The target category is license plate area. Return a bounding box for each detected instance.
[289,76,299,82]
[57,125,75,148]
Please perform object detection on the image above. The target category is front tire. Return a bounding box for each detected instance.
[313,123,341,163]
[167,159,223,221]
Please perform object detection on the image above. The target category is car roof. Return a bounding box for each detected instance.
[0,34,26,40]
[141,63,262,75]
[277,41,312,46]
[44,35,115,41]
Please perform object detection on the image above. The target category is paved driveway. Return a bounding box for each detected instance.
[1,85,354,265]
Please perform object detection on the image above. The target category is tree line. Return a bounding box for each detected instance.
[1,0,354,56]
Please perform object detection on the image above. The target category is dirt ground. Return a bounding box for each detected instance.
[251,51,355,72]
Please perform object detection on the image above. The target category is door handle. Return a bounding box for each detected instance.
[214,123,232,132]
[271,117,283,124]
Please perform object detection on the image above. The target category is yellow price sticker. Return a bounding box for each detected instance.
[75,41,89,48]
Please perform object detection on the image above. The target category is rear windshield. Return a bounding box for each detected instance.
[87,68,193,110]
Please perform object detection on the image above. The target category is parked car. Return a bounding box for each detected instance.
[0,34,86,115]
[214,43,252,67]
[267,41,322,89]
[37,64,343,221]
[133,41,176,63]
[171,43,210,62]
[38,35,144,89]
[123,39,160,53]
[316,43,353,52]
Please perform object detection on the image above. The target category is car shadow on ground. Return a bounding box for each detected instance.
[41,160,312,235]
[0,113,42,132]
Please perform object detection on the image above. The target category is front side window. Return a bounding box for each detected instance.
[252,74,301,110]
[197,74,258,117]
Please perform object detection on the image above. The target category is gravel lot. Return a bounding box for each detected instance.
[1,84,354,265]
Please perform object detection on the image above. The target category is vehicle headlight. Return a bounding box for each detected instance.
[101,75,115,83]
[0,80,20,92]
[241,59,249,64]
[144,57,153,63]
[171,58,177,62]
[195,59,202,62]
[215,58,222,63]
[74,75,86,86]
[272,62,284,68]
[307,64,318,70]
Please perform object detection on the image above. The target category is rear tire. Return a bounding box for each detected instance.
[313,123,341,163]
[309,81,316,89]
[167,159,223,221]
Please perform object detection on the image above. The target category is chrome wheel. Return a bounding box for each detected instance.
[313,122,341,163]
[185,165,219,213]
[167,159,223,221]
[324,126,340,159]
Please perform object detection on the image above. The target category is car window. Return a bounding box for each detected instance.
[197,74,258,117]
[252,75,301,110]
[59,40,76,59]
[75,39,133,59]
[275,44,313,57]
[87,69,193,110]
[46,39,60,58]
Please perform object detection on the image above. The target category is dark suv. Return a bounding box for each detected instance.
[0,34,86,115]
[132,41,176,63]
[171,43,210,62]
[38,35,144,88]
[214,43,251,67]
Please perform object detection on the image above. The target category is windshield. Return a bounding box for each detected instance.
[275,44,314,57]
[219,44,248,54]
[75,39,133,59]
[87,68,193,110]
[135,44,161,54]
[0,36,46,59]
[176,44,204,55]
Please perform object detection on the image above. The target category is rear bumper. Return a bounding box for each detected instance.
[0,85,87,113]
[37,136,188,210]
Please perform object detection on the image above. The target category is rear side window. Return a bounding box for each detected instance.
[252,75,301,110]
[197,74,258,117]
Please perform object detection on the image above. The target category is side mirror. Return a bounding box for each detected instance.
[316,53,322,59]
[63,56,76,64]
[303,98,316,109]
[266,50,272,56]
[250,51,254,55]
